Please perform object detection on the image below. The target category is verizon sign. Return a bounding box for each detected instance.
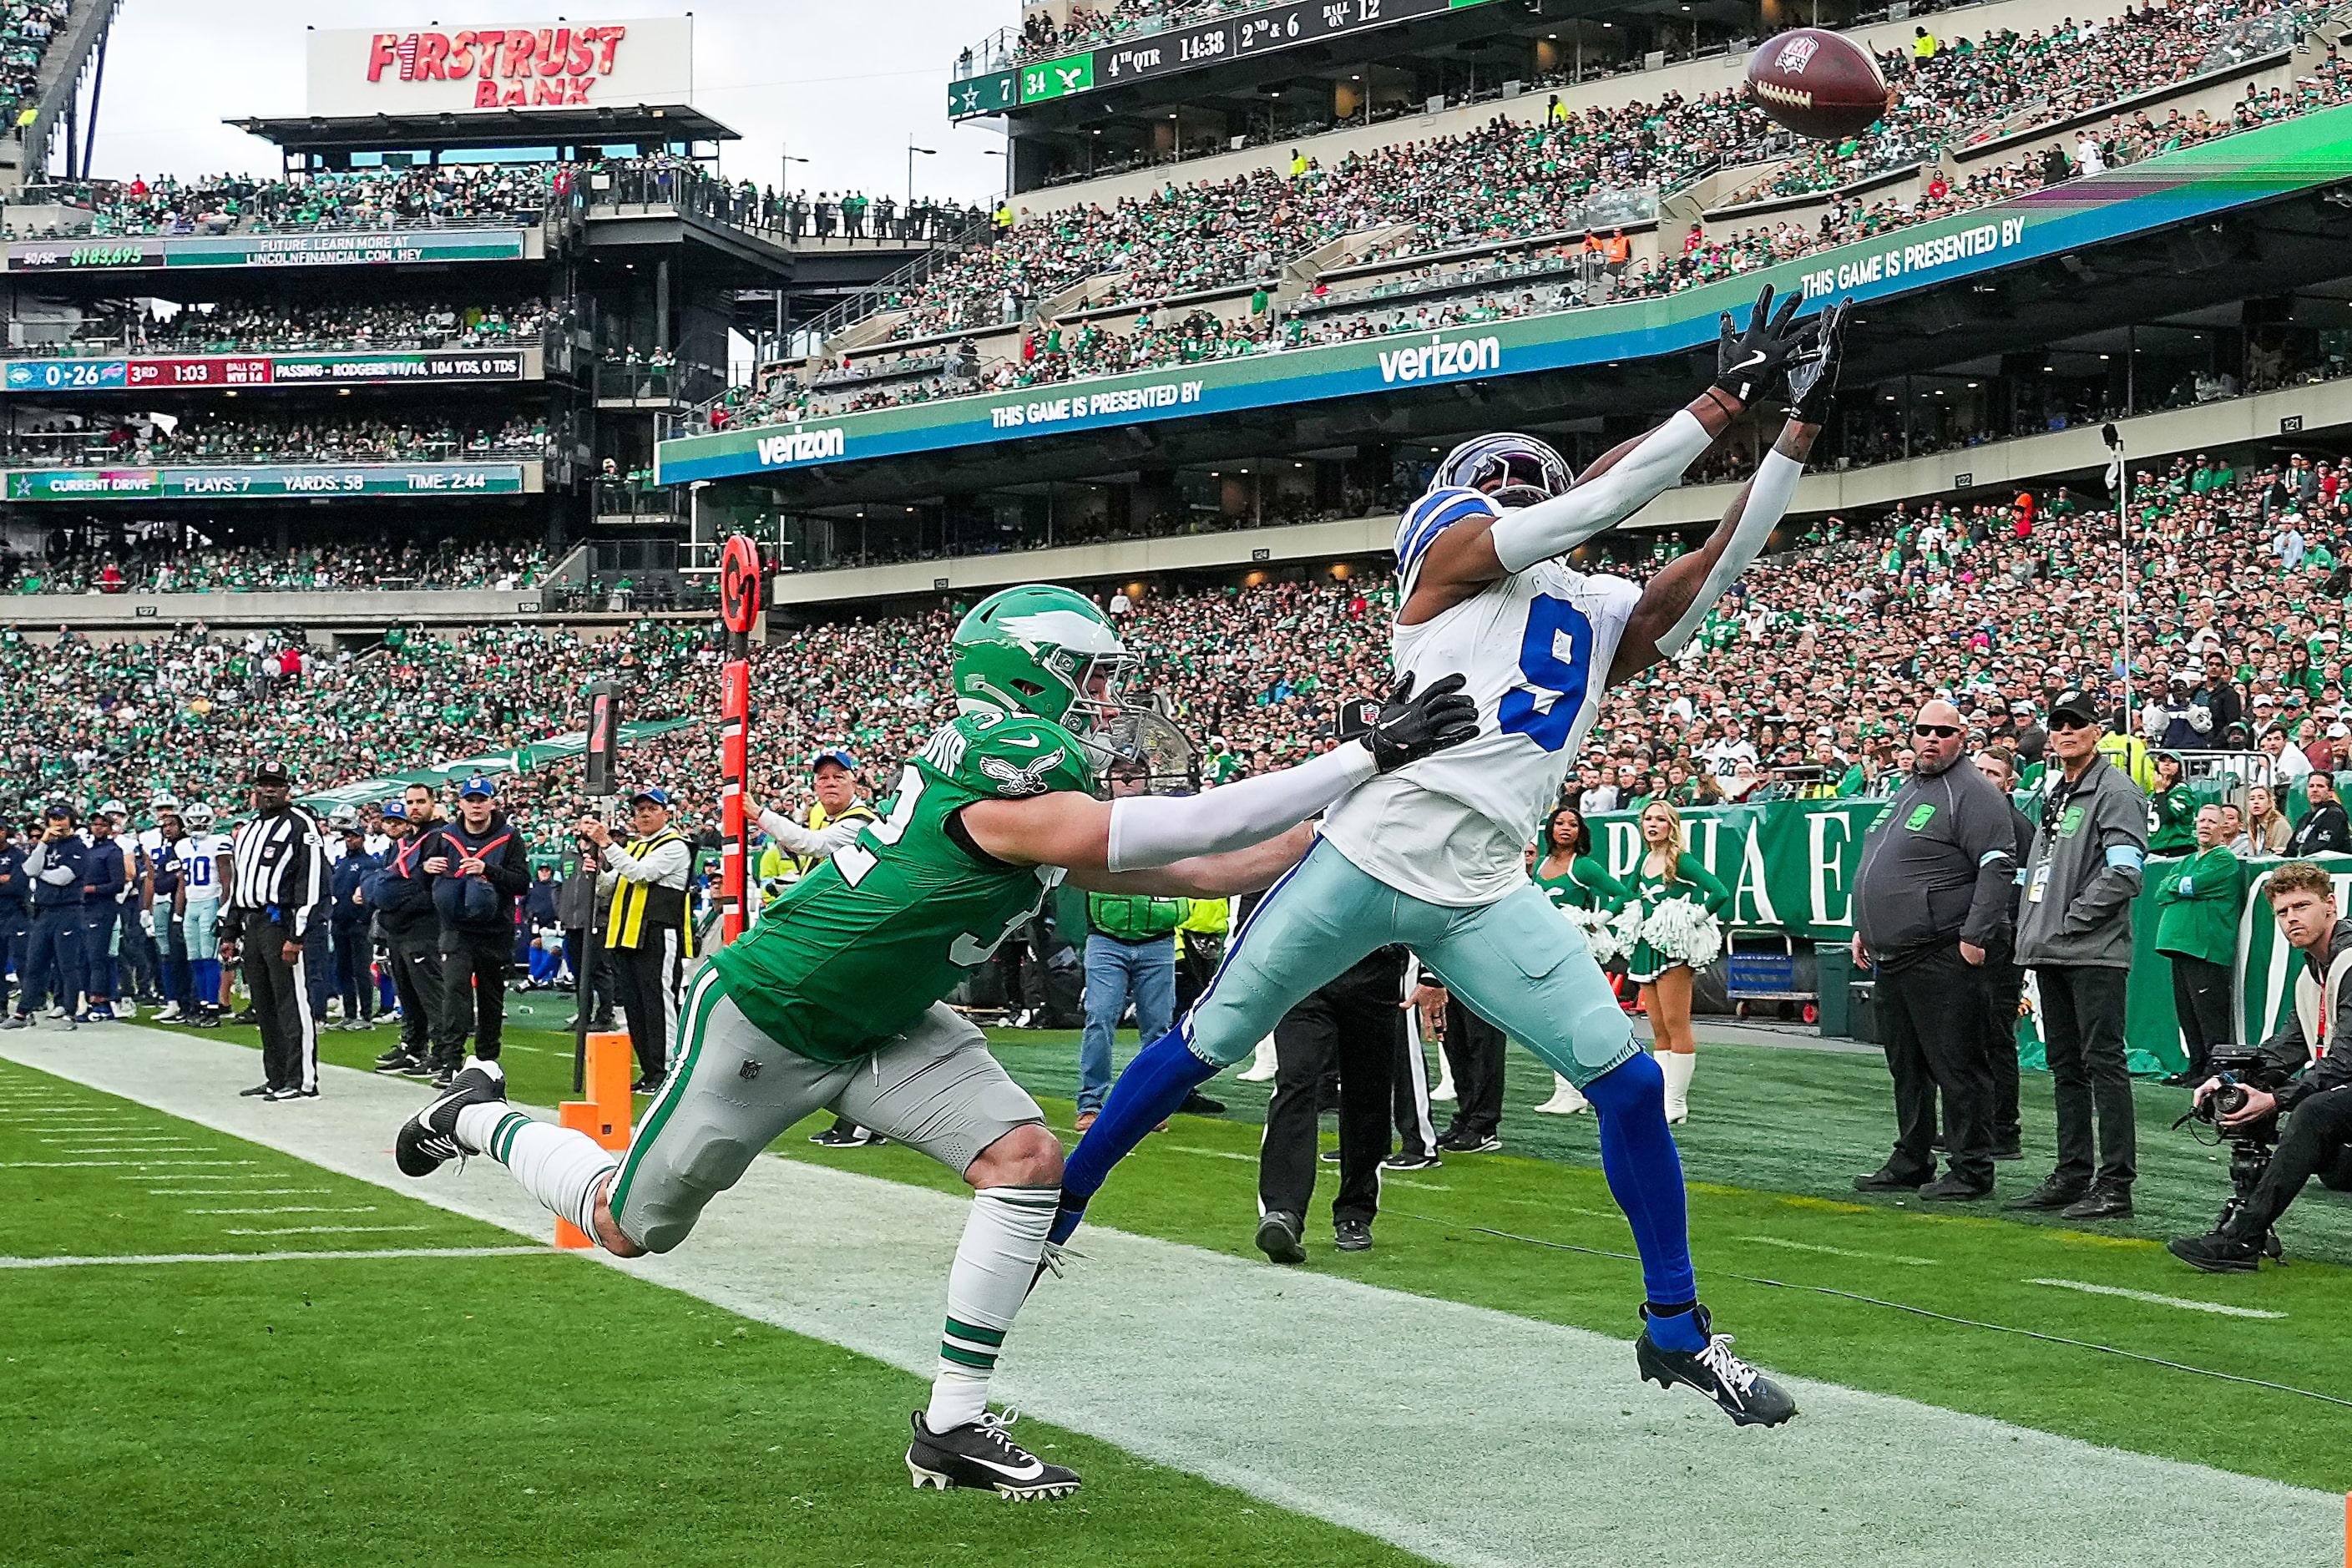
[307,18,693,115]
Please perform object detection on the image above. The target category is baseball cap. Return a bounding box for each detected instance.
[1335,697,1383,741]
[379,801,408,822]
[2049,689,2102,726]
[2329,723,2348,740]
[458,776,497,800]
[42,800,73,820]
[811,748,857,773]
[251,761,292,787]
[630,786,672,807]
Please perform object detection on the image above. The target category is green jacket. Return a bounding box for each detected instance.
[1088,891,1189,942]
[2148,784,2198,855]
[2152,845,2248,965]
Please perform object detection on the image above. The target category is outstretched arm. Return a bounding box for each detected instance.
[1608,298,1848,685]
[1065,822,1316,897]
[1402,285,1817,625]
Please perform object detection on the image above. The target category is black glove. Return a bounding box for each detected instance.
[1368,671,1479,772]
[1712,283,1817,406]
[1785,296,1851,423]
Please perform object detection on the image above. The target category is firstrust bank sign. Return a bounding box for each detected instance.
[306,18,694,115]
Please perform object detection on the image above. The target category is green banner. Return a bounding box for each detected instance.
[1584,798,2352,1075]
[296,717,701,812]
[4,462,527,501]
[1019,51,1093,103]
[0,228,529,275]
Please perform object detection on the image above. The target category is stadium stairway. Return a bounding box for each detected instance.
[0,0,124,192]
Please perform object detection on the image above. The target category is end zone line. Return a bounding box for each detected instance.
[0,1246,557,1269]
[2025,1277,2289,1320]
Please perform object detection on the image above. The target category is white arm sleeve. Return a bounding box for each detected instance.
[1487,409,1715,573]
[1105,741,1378,872]
[756,808,864,857]
[1651,446,1807,658]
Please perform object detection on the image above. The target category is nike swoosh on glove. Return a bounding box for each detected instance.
[1368,671,1480,771]
[1712,283,1818,406]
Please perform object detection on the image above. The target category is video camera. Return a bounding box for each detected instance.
[2173,1043,2284,1262]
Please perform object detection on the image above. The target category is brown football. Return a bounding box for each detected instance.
[1744,28,1890,142]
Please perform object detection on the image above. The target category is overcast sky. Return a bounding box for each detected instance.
[84,1,1013,203]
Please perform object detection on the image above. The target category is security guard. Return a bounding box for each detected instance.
[582,786,694,1093]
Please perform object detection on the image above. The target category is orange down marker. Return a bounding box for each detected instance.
[555,1031,635,1249]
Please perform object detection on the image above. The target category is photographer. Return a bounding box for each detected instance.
[2168,861,2352,1272]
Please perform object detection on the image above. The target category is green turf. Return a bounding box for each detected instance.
[0,1062,1431,1568]
[124,1006,2352,1490]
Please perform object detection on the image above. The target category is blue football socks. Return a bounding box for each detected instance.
[1581,1051,1702,1346]
[1060,1026,1220,1212]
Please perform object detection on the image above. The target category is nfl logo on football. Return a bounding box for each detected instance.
[1775,35,1819,73]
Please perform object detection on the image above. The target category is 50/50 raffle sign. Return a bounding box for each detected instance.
[306,18,693,114]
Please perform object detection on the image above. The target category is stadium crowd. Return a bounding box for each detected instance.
[0,0,69,129]
[711,29,2350,431]
[3,533,554,595]
[22,300,559,357]
[9,438,2350,844]
[0,413,549,465]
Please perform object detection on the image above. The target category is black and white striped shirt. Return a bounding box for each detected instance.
[226,805,326,935]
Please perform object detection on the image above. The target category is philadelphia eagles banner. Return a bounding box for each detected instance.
[1584,798,2350,1075]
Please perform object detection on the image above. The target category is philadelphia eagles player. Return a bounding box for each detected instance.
[1057,286,1849,1429]
[392,584,1476,1498]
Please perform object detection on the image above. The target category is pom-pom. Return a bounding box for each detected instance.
[1642,894,1723,969]
[1567,904,1624,964]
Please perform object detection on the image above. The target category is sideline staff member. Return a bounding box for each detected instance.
[1850,700,2020,1201]
[221,762,326,1100]
[2011,689,2148,1222]
[582,787,694,1095]
[2171,861,2352,1271]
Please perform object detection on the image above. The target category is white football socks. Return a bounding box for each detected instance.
[458,1103,617,1239]
[923,1185,1058,1435]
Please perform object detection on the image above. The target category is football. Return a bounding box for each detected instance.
[1744,28,1890,142]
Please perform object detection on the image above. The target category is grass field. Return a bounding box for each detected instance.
[7,999,2350,1565]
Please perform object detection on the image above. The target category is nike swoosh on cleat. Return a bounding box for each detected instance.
[968,1454,1046,1480]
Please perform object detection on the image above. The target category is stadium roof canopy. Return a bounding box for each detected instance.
[227,104,739,157]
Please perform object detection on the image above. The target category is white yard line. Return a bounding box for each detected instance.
[2024,1278,2289,1320]
[182,1206,380,1216]
[0,1159,257,1168]
[0,1246,552,1269]
[2,1029,2339,1568]
[1740,1234,1942,1267]
[221,1224,432,1236]
[146,1187,333,1196]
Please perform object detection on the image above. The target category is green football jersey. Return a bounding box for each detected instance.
[707,711,1095,1064]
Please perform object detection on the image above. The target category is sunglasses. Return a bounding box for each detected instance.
[2047,715,2095,732]
[1913,723,1961,738]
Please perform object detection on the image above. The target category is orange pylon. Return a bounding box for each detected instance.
[555,1030,635,1248]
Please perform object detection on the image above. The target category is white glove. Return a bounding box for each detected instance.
[139,910,154,937]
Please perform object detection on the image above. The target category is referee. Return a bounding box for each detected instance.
[220,761,326,1101]
[580,786,693,1094]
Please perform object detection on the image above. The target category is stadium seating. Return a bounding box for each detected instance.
[12,449,2338,847]
[708,0,2346,434]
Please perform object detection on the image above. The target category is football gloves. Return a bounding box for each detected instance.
[1368,671,1480,772]
[1785,296,1852,424]
[1712,283,1818,406]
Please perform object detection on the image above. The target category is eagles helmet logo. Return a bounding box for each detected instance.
[979,747,1068,797]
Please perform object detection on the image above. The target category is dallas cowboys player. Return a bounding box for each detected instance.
[1059,286,1849,1428]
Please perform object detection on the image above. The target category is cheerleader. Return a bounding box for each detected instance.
[1531,805,1626,1115]
[1621,801,1730,1123]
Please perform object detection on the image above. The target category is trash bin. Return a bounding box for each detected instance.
[1816,943,1854,1037]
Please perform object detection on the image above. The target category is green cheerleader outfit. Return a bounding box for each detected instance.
[1623,853,1732,984]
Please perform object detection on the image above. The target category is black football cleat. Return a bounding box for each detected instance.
[1636,1305,1798,1429]
[906,1410,1080,1500]
[2167,1228,2262,1274]
[394,1058,507,1178]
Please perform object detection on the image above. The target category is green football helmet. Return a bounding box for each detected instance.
[951,584,1135,733]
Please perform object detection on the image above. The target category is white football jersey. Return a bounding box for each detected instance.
[178,833,233,903]
[1323,490,1641,906]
